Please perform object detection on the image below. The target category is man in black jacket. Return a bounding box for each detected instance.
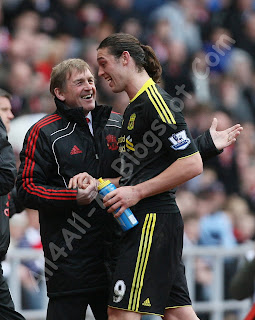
[17,58,242,320]
[17,59,122,320]
[0,88,25,319]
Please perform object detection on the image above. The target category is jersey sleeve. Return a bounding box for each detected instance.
[144,88,198,162]
[16,124,78,210]
[194,129,223,161]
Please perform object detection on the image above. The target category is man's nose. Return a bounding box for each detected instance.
[9,111,14,120]
[98,67,104,77]
[83,81,93,89]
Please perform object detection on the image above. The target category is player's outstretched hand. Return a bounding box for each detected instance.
[210,117,243,150]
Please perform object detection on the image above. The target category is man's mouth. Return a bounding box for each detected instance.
[105,77,112,83]
[82,94,92,100]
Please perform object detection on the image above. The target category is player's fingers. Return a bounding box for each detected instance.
[107,201,122,214]
[84,183,95,193]
[68,177,77,189]
[80,183,89,190]
[94,178,99,188]
[103,190,117,202]
[210,117,218,131]
[76,175,88,188]
[232,128,242,137]
[226,124,242,134]
[104,193,121,208]
[68,178,72,189]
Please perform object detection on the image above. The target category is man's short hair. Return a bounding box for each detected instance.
[0,88,11,100]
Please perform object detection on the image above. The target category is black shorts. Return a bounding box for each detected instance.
[108,211,191,316]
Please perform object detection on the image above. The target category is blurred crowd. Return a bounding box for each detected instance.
[1,0,255,316]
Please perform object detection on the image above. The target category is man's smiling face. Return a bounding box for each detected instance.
[97,47,127,94]
[58,68,96,115]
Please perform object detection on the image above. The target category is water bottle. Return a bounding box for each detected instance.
[98,178,138,231]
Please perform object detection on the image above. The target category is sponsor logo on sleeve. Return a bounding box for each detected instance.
[169,130,191,150]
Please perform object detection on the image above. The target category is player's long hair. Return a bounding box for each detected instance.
[98,33,162,83]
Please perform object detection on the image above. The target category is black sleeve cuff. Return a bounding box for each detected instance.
[194,129,223,162]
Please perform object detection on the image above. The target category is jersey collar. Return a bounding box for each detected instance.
[130,78,155,103]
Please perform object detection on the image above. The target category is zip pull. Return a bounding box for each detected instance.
[95,154,99,160]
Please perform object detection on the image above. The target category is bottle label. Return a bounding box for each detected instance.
[128,214,137,225]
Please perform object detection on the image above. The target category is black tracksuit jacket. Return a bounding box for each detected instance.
[16,99,122,297]
[0,118,17,260]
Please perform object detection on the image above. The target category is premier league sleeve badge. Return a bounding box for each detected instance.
[169,130,191,150]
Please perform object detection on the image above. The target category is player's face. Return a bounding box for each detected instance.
[58,68,96,115]
[97,48,127,93]
[0,96,14,133]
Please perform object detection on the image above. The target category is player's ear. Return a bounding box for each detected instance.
[54,88,65,101]
[121,51,130,66]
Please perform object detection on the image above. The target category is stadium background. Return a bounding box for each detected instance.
[1,0,255,319]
